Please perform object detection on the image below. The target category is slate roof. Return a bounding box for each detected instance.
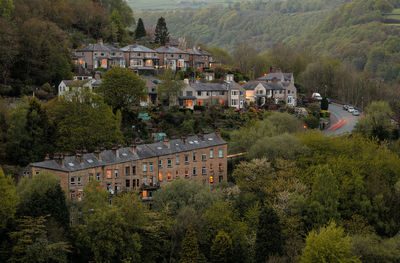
[242,81,286,91]
[31,133,226,172]
[155,46,188,54]
[77,43,122,53]
[121,44,157,53]
[190,82,229,91]
[61,80,90,87]
[257,72,293,82]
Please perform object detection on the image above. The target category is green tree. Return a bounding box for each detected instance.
[180,226,200,263]
[0,167,18,231]
[17,172,69,229]
[99,67,147,112]
[110,10,125,43]
[154,17,169,45]
[9,216,70,263]
[157,69,184,106]
[321,97,329,110]
[135,18,146,39]
[211,231,232,263]
[300,222,360,263]
[355,101,393,141]
[48,92,123,153]
[0,0,14,18]
[305,165,340,229]
[255,205,283,263]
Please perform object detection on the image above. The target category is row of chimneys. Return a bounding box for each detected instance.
[45,131,221,166]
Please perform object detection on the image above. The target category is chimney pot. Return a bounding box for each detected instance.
[181,136,187,144]
[163,137,170,148]
[130,141,137,154]
[45,154,50,160]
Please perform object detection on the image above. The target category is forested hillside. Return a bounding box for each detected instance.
[140,0,400,81]
[0,0,134,93]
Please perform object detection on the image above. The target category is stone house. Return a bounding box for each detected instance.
[121,44,159,71]
[155,46,190,71]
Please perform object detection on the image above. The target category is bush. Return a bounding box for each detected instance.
[304,115,320,129]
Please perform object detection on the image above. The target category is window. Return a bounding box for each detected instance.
[71,177,75,185]
[186,91,193,96]
[206,92,210,96]
[210,176,214,183]
[106,170,112,178]
[210,163,213,170]
[35,171,40,175]
[193,152,197,162]
[231,90,238,96]
[96,173,100,181]
[167,172,172,180]
[176,156,180,165]
[168,158,172,168]
[126,179,130,187]
[150,162,153,172]
[136,179,140,187]
[202,153,207,161]
[193,167,197,176]
[89,173,93,182]
[197,91,202,96]
[288,90,291,94]
[159,159,163,168]
[159,172,163,182]
[143,163,147,172]
[279,90,283,94]
[221,91,225,95]
[142,190,147,198]
[185,155,189,164]
[114,169,118,178]
[219,149,223,158]
[231,99,238,106]
[202,166,206,175]
[212,91,216,96]
[138,52,141,57]
[185,170,189,178]
[125,167,130,176]
[77,176,82,185]
[219,163,223,171]
[210,150,214,159]
[132,166,136,175]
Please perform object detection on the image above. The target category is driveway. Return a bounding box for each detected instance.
[324,103,360,135]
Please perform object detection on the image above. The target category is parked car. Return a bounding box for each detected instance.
[312,93,323,101]
[343,105,349,110]
[347,106,355,113]
[352,110,360,116]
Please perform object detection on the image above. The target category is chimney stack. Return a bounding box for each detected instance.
[98,38,103,45]
[198,131,204,141]
[130,141,137,154]
[112,144,119,158]
[215,129,221,139]
[54,153,64,166]
[76,150,83,164]
[95,147,102,161]
[163,137,170,148]
[82,148,88,154]
[181,135,187,144]
[45,154,50,160]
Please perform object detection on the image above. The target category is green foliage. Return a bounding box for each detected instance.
[135,18,147,39]
[180,226,200,263]
[300,222,360,263]
[210,231,232,263]
[48,94,123,153]
[255,205,283,263]
[0,167,18,231]
[351,233,400,262]
[17,172,69,229]
[0,0,14,18]
[154,17,169,45]
[9,216,70,263]
[304,115,319,129]
[157,69,184,106]
[321,97,329,110]
[100,67,147,112]
[355,101,393,141]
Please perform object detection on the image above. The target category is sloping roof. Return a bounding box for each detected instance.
[60,80,90,87]
[242,81,285,90]
[155,46,188,54]
[242,82,263,90]
[121,44,157,53]
[257,73,284,81]
[190,82,229,91]
[31,133,226,172]
[77,43,122,53]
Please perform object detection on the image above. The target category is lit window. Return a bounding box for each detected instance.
[159,172,163,181]
[143,163,147,172]
[219,149,223,158]
[142,190,147,198]
[168,172,172,180]
[210,150,214,159]
[185,170,189,178]
[106,170,112,178]
[210,176,214,183]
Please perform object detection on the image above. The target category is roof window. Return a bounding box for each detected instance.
[87,159,93,163]
[68,163,74,166]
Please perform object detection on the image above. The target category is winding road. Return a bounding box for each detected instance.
[324,103,360,135]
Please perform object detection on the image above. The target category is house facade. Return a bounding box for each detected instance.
[28,133,228,202]
[156,46,189,71]
[185,46,215,71]
[58,80,93,102]
[74,39,125,72]
[121,44,159,71]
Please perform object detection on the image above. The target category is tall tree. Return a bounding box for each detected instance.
[0,0,14,18]
[154,17,169,45]
[300,222,360,263]
[0,167,18,231]
[135,18,146,39]
[180,226,200,263]
[255,205,283,263]
[99,67,147,112]
[211,231,232,263]
[157,69,184,106]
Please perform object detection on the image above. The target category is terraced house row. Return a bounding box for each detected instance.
[27,132,227,201]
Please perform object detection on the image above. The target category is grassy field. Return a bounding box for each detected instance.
[127,0,241,11]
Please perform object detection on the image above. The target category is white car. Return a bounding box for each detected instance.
[347,106,354,113]
[312,93,323,101]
